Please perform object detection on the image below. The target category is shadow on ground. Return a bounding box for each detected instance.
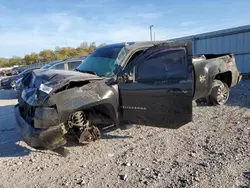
[237,169,250,188]
[0,89,18,100]
[0,141,32,158]
[0,104,32,157]
[64,131,133,148]
[101,134,133,140]
[225,80,250,108]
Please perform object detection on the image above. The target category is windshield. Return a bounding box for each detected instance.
[75,45,127,77]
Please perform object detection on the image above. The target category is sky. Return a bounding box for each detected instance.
[0,0,250,58]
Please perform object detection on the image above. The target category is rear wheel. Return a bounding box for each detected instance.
[206,80,230,105]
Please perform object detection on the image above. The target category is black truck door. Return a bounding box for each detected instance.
[118,41,193,129]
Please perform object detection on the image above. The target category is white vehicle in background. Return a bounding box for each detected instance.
[41,56,87,71]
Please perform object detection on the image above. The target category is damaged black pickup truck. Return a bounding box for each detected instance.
[14,40,242,152]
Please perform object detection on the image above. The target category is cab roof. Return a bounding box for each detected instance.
[99,41,181,53]
[102,41,170,49]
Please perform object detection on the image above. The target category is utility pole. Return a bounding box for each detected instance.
[150,25,153,41]
[154,32,155,41]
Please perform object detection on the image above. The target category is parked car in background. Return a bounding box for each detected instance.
[41,56,87,71]
[13,56,87,92]
[11,68,22,75]
[0,69,17,77]
[40,60,64,70]
[0,67,39,89]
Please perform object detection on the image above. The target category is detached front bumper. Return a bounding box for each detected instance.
[14,104,67,150]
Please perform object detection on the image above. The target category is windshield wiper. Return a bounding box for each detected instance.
[75,69,97,76]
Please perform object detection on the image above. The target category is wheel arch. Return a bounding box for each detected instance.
[75,100,120,128]
[214,71,232,87]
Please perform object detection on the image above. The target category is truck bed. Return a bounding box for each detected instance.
[192,53,241,101]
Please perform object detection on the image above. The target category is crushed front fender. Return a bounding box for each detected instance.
[14,104,67,150]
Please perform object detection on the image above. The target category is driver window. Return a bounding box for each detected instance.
[127,50,144,65]
[136,48,187,82]
[122,50,144,76]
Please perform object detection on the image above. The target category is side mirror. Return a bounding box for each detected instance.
[117,72,133,83]
[124,73,133,82]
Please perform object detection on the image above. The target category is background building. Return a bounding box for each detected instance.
[169,25,250,75]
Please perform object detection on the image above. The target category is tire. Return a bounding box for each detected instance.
[207,80,230,105]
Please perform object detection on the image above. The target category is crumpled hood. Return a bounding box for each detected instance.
[21,69,104,106]
[23,69,103,89]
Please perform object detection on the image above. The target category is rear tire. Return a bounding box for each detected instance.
[206,80,230,105]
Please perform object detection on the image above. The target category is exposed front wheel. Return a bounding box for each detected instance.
[207,80,230,105]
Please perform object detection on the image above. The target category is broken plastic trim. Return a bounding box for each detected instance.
[39,83,53,94]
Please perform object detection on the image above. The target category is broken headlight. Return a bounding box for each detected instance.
[39,83,53,94]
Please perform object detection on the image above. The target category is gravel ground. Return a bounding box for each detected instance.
[0,80,249,188]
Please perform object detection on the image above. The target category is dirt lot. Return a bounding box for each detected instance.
[0,81,249,188]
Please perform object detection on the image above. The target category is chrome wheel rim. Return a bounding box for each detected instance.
[216,83,229,105]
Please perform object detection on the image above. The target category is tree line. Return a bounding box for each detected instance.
[0,42,106,68]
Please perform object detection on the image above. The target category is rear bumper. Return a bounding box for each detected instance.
[14,104,67,150]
